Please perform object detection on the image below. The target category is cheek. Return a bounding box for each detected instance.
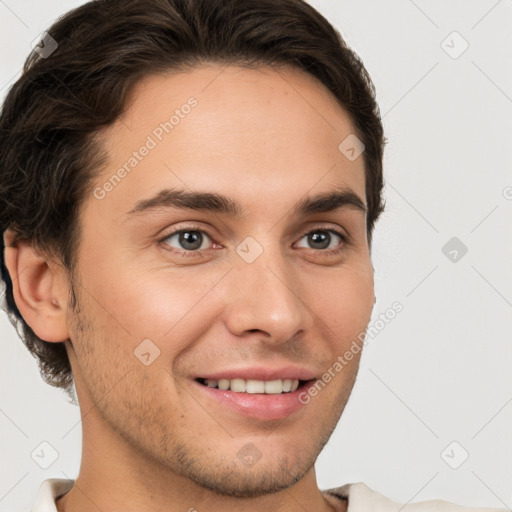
[87,261,226,348]
[306,265,374,341]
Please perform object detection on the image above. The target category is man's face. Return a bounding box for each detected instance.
[66,64,374,497]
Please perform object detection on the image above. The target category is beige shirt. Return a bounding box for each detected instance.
[31,478,507,512]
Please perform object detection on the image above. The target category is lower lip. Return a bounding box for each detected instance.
[192,380,315,421]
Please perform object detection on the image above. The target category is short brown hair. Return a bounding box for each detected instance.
[0,0,385,396]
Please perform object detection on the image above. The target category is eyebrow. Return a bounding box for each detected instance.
[125,186,367,218]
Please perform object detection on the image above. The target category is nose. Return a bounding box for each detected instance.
[222,245,311,344]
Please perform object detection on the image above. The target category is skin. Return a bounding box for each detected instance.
[4,64,375,512]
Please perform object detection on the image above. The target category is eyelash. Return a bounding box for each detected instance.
[158,224,349,259]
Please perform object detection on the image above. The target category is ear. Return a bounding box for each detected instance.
[3,229,70,342]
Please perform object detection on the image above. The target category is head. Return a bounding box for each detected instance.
[1,0,385,498]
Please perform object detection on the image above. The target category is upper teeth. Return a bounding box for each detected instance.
[204,378,300,394]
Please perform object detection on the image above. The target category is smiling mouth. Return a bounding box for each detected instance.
[195,377,313,394]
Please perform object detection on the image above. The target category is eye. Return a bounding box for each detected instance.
[296,228,347,252]
[161,229,213,252]
[158,225,348,259]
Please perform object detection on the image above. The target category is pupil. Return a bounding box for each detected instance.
[180,231,202,250]
[310,231,329,249]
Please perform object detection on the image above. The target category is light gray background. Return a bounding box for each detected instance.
[1,1,511,511]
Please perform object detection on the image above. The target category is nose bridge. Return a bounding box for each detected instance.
[225,238,308,341]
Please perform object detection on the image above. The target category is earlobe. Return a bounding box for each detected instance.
[3,229,70,343]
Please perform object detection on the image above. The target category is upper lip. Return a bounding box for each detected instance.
[195,366,317,381]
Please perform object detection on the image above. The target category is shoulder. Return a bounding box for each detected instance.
[323,482,509,512]
[31,478,74,512]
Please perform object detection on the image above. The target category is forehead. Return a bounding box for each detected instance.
[88,64,366,222]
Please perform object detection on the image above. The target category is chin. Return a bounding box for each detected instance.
[189,464,307,498]
[170,442,315,499]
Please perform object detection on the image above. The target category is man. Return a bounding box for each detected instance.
[0,1,505,511]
